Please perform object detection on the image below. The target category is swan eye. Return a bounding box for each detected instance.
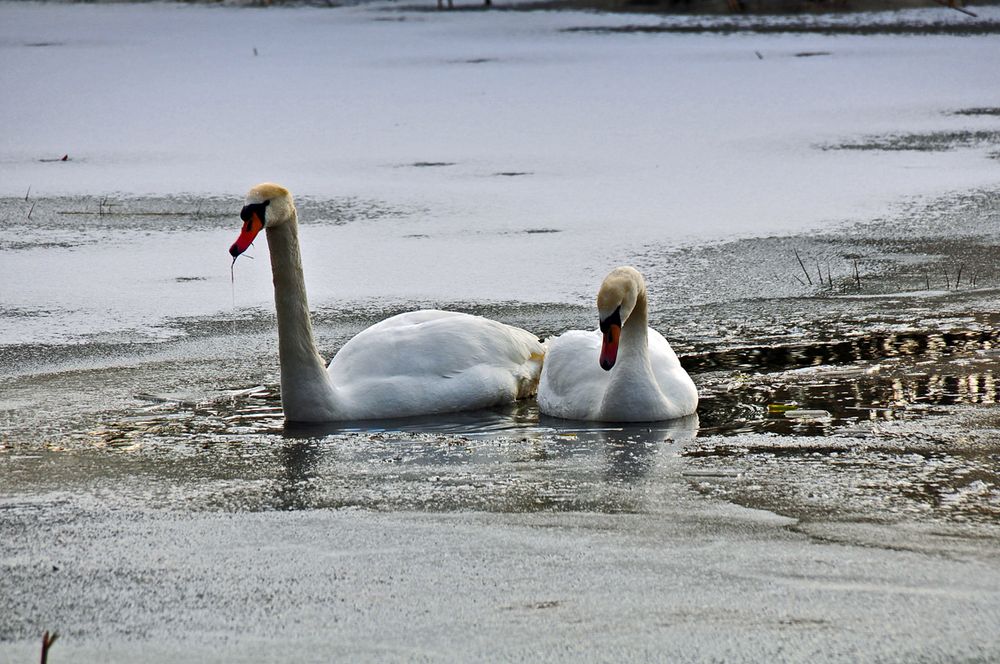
[240,200,270,228]
[599,306,621,333]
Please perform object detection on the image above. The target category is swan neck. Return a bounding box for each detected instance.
[620,288,649,359]
[267,217,315,354]
[266,215,339,420]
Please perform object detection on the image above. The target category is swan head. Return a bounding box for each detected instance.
[229,183,296,258]
[596,266,645,371]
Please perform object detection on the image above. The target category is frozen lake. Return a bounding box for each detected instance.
[2,1,1000,661]
[3,1,1000,341]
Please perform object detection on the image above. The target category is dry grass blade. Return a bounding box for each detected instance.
[41,631,58,664]
[794,249,813,285]
[934,0,978,17]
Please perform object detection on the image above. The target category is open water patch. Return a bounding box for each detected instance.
[693,313,1000,435]
[7,309,1000,524]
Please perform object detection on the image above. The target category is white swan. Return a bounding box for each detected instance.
[229,183,545,422]
[538,266,698,422]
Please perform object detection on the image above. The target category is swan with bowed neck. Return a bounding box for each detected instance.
[229,183,545,423]
[538,266,698,422]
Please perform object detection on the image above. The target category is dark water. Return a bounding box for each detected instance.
[6,305,999,527]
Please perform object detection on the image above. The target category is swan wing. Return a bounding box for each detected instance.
[537,329,609,420]
[647,328,699,417]
[327,310,544,419]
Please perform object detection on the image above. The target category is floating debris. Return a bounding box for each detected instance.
[784,409,833,420]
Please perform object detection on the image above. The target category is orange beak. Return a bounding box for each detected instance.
[230,210,264,258]
[600,323,621,371]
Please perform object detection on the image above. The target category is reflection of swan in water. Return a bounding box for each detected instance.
[281,400,541,439]
[274,440,321,511]
[540,413,700,483]
[230,183,545,423]
[271,410,699,512]
[601,415,700,483]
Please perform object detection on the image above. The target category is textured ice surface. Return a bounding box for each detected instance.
[3,1,1000,326]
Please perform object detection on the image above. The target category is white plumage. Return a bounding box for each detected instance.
[538,267,698,422]
[230,183,544,422]
[327,309,544,420]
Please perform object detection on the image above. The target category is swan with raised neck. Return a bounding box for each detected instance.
[230,183,545,422]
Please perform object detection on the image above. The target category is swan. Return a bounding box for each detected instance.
[538,266,698,422]
[229,183,545,422]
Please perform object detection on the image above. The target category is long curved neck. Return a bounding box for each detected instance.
[266,216,340,421]
[600,286,660,419]
[618,288,650,364]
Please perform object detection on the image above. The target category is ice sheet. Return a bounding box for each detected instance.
[2,1,1000,339]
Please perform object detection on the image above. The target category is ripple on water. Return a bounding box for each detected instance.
[1,383,702,515]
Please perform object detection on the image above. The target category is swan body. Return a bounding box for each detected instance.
[230,183,544,422]
[538,266,698,422]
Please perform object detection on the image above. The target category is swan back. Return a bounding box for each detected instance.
[327,310,545,419]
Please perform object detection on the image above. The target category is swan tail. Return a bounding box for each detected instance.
[515,350,546,400]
